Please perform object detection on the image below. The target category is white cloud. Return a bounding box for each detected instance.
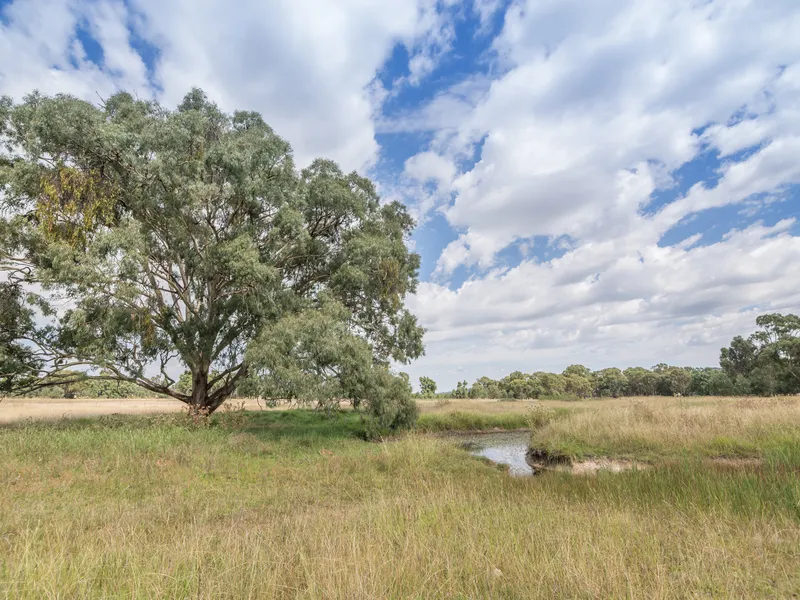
[395,0,800,388]
[0,0,455,171]
[393,1,800,269]
[0,0,132,101]
[404,151,457,185]
[86,1,149,90]
[472,0,504,30]
[655,136,800,229]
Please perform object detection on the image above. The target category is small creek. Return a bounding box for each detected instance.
[449,431,533,476]
[447,430,649,476]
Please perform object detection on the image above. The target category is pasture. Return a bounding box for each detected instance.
[0,396,798,598]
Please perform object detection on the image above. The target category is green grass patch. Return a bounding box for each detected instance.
[415,405,571,433]
[415,410,530,432]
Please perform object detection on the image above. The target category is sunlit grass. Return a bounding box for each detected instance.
[416,410,533,432]
[529,396,800,464]
[1,405,798,598]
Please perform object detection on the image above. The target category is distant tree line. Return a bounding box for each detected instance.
[421,313,800,400]
[19,314,800,403]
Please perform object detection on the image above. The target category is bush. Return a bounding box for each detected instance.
[707,371,735,396]
[361,369,419,439]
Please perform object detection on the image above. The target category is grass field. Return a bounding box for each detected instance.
[1,397,799,598]
[529,396,800,464]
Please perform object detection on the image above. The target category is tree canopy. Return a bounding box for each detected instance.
[418,376,437,398]
[720,313,800,395]
[0,89,424,426]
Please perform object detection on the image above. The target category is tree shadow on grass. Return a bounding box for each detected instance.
[1,408,367,442]
[231,409,365,442]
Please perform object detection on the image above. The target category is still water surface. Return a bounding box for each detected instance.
[452,431,533,476]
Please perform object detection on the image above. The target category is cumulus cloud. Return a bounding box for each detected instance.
[404,151,457,185]
[397,1,800,264]
[0,0,139,101]
[395,0,800,388]
[0,0,453,170]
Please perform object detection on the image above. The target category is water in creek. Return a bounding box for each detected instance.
[452,431,533,476]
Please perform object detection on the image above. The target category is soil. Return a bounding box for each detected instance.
[526,448,765,475]
[526,453,650,474]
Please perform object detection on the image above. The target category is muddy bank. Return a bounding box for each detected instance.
[526,448,766,474]
[526,448,650,474]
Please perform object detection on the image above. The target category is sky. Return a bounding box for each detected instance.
[1,0,799,390]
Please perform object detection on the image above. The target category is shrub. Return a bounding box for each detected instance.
[362,370,419,439]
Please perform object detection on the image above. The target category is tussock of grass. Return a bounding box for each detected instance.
[415,410,532,432]
[1,406,799,598]
[415,401,570,432]
[530,396,800,464]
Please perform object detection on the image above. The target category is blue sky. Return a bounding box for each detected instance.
[1,0,799,390]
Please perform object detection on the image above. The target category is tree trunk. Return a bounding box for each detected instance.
[190,368,210,415]
[187,363,246,416]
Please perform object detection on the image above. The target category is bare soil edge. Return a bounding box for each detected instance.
[525,448,765,475]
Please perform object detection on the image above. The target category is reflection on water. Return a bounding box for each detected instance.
[452,431,533,476]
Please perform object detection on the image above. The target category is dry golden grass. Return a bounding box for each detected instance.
[417,398,540,414]
[0,397,286,424]
[415,396,764,433]
[1,406,799,598]
[530,395,800,462]
[2,394,749,424]
[418,395,752,414]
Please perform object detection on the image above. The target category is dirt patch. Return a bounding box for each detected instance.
[526,453,650,475]
[526,448,766,475]
[560,458,650,474]
[526,447,649,474]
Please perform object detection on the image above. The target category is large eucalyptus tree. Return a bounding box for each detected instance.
[0,89,424,425]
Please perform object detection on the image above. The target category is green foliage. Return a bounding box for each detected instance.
[624,367,660,396]
[0,282,39,393]
[360,367,419,438]
[0,89,424,426]
[452,380,469,399]
[81,376,151,398]
[175,371,193,396]
[564,374,593,398]
[17,369,156,398]
[720,336,758,378]
[720,313,800,395]
[595,368,628,398]
[660,366,692,396]
[706,370,735,396]
[418,376,437,398]
[534,372,566,397]
[563,364,592,379]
